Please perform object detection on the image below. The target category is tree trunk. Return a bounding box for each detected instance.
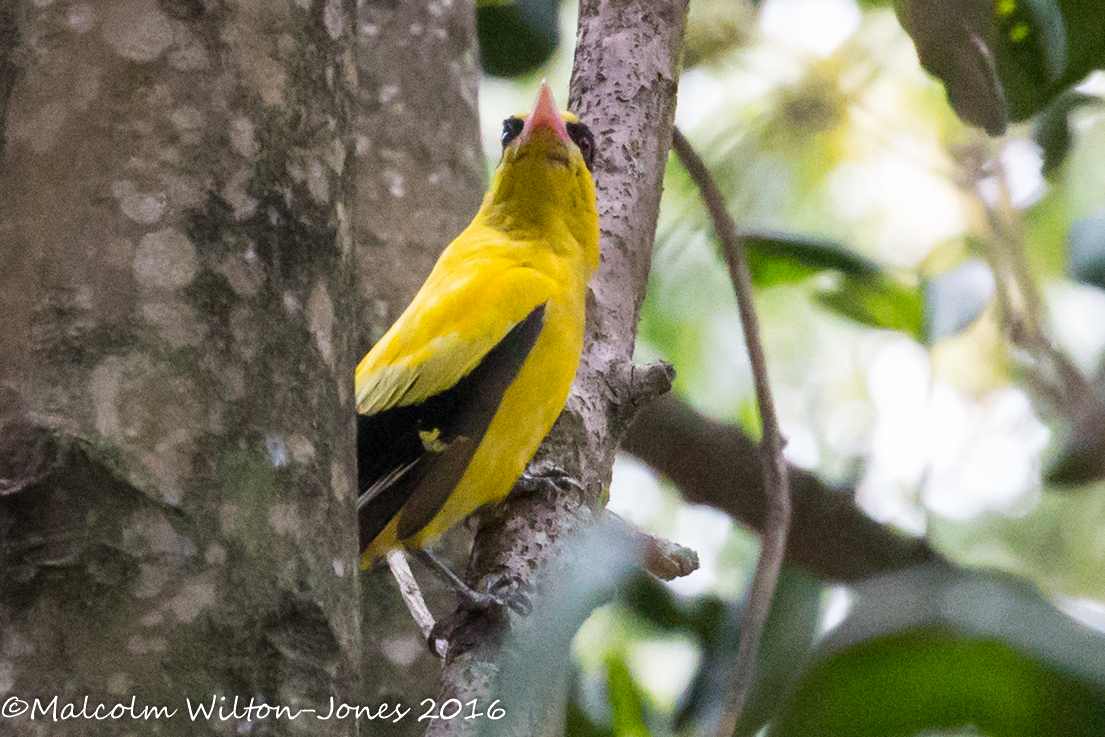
[0,1,361,734]
[353,0,484,336]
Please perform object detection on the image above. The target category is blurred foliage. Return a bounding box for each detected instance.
[477,0,561,77]
[718,568,821,737]
[606,656,656,737]
[814,271,925,340]
[744,231,880,284]
[1046,413,1105,487]
[923,259,995,343]
[563,567,821,736]
[776,628,1105,737]
[632,0,1105,727]
[932,482,1105,598]
[489,525,642,737]
[683,0,758,69]
[557,561,1105,737]
[567,698,616,737]
[892,0,1105,134]
[773,565,1105,737]
[1035,91,1103,176]
[1067,210,1105,289]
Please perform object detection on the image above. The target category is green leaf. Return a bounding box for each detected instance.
[738,234,921,339]
[1021,0,1069,82]
[774,628,1105,737]
[1052,0,1105,100]
[618,571,702,634]
[991,0,1068,121]
[606,655,653,737]
[892,0,1105,134]
[815,273,925,340]
[744,232,881,288]
[892,0,1008,134]
[772,564,1105,737]
[477,0,561,78]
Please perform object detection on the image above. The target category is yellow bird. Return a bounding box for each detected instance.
[355,82,599,566]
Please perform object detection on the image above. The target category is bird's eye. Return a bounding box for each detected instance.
[501,117,524,148]
[566,122,595,172]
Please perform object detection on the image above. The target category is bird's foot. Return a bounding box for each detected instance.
[481,573,533,616]
[450,570,532,617]
[412,549,531,614]
[418,563,533,660]
[515,468,582,502]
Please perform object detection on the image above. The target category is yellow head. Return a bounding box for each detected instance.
[477,82,599,265]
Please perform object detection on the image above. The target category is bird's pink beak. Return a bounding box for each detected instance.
[520,81,571,144]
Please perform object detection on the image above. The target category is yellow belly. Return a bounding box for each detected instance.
[363,293,584,561]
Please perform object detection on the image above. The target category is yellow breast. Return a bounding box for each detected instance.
[360,222,592,561]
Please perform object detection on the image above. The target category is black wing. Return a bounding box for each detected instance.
[357,303,547,551]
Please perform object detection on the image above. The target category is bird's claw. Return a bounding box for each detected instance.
[456,586,503,611]
[451,573,531,616]
[424,574,531,660]
[483,574,533,616]
[516,469,581,502]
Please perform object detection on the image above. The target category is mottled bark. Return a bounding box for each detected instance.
[353,0,484,345]
[352,0,484,731]
[0,1,360,735]
[425,1,690,735]
[623,394,941,582]
[0,0,18,163]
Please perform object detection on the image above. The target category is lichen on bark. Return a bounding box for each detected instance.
[353,0,485,347]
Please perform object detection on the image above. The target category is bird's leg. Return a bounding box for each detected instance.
[412,548,495,607]
[413,550,528,614]
[412,548,531,615]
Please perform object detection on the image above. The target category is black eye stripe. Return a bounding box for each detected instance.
[501,117,524,148]
[502,116,596,172]
[565,122,589,143]
[566,122,596,172]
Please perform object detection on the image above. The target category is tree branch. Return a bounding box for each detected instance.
[424,0,689,733]
[671,126,792,734]
[385,548,437,643]
[608,511,700,581]
[622,393,941,580]
[0,1,17,164]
